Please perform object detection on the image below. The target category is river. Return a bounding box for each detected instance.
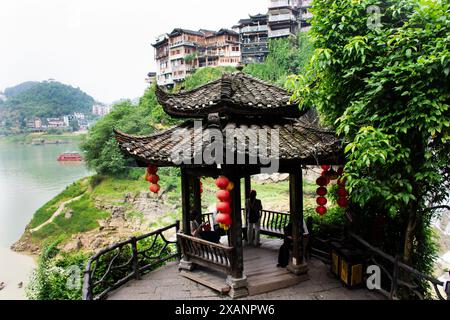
[0,140,90,300]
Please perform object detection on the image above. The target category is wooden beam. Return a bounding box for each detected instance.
[229,175,244,279]
[289,169,304,265]
[181,168,191,235]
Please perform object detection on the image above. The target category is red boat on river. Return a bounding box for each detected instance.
[57,152,83,162]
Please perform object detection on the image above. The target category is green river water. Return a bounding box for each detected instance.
[0,140,90,299]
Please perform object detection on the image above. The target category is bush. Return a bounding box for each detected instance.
[26,242,89,300]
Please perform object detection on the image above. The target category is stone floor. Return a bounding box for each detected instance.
[107,239,383,300]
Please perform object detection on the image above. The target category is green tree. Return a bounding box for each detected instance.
[287,0,449,278]
[244,33,313,86]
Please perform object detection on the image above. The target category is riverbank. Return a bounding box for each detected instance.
[0,248,36,300]
[0,131,85,145]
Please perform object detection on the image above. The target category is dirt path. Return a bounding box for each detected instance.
[30,195,83,233]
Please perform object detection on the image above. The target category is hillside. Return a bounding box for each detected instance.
[0,81,95,128]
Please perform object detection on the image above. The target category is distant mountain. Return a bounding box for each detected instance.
[3,81,39,98]
[0,81,95,127]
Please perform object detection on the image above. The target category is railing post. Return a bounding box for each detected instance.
[390,255,400,300]
[175,220,182,260]
[131,237,140,280]
[82,266,93,300]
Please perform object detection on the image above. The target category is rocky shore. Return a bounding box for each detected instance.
[12,191,177,255]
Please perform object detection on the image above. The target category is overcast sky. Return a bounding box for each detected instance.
[0,0,266,103]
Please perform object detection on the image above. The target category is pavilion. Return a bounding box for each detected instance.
[114,71,343,298]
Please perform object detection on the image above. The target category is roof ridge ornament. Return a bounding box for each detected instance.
[220,73,233,100]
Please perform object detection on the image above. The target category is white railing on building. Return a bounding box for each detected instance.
[268,0,291,9]
[268,28,292,38]
[241,25,268,33]
[269,14,296,22]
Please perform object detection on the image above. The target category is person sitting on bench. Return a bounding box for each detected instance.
[190,209,221,244]
[277,219,309,268]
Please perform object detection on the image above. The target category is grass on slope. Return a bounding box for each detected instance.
[29,179,90,229]
[32,194,109,243]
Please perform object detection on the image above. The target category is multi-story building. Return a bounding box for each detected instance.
[92,104,112,117]
[46,118,66,128]
[233,14,269,64]
[26,118,43,130]
[267,0,312,38]
[152,28,241,87]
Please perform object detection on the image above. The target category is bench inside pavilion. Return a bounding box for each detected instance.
[115,71,343,298]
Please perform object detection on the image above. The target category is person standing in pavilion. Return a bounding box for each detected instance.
[246,190,262,247]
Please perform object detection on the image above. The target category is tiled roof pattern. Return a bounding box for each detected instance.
[155,72,301,118]
[114,111,343,167]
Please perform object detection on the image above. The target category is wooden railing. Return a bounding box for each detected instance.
[348,232,448,300]
[178,233,235,275]
[82,222,180,300]
[259,210,290,236]
[203,209,290,237]
[306,222,449,300]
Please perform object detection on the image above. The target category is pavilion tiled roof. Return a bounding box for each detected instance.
[155,72,301,118]
[114,110,343,167]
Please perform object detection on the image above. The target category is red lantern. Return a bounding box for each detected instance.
[147,165,158,175]
[316,176,328,186]
[321,165,331,171]
[337,187,348,197]
[147,174,159,184]
[316,197,328,206]
[337,167,344,176]
[149,184,160,194]
[316,206,327,216]
[337,197,349,208]
[216,213,232,226]
[215,176,230,190]
[316,187,328,197]
[216,201,231,214]
[216,190,230,202]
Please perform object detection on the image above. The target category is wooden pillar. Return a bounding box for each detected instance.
[288,168,308,275]
[244,175,251,200]
[229,175,244,278]
[192,175,202,222]
[226,175,248,298]
[181,168,191,235]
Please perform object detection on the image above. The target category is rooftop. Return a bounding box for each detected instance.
[155,72,300,118]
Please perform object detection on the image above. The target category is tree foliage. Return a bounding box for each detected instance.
[244,33,313,86]
[80,87,161,175]
[287,0,449,277]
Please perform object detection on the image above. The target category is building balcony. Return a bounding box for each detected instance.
[169,40,197,48]
[155,51,169,59]
[268,28,293,38]
[240,25,268,33]
[269,14,296,23]
[268,0,291,9]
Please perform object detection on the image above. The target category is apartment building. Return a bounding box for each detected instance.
[152,28,241,87]
[268,0,312,38]
[233,14,269,64]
